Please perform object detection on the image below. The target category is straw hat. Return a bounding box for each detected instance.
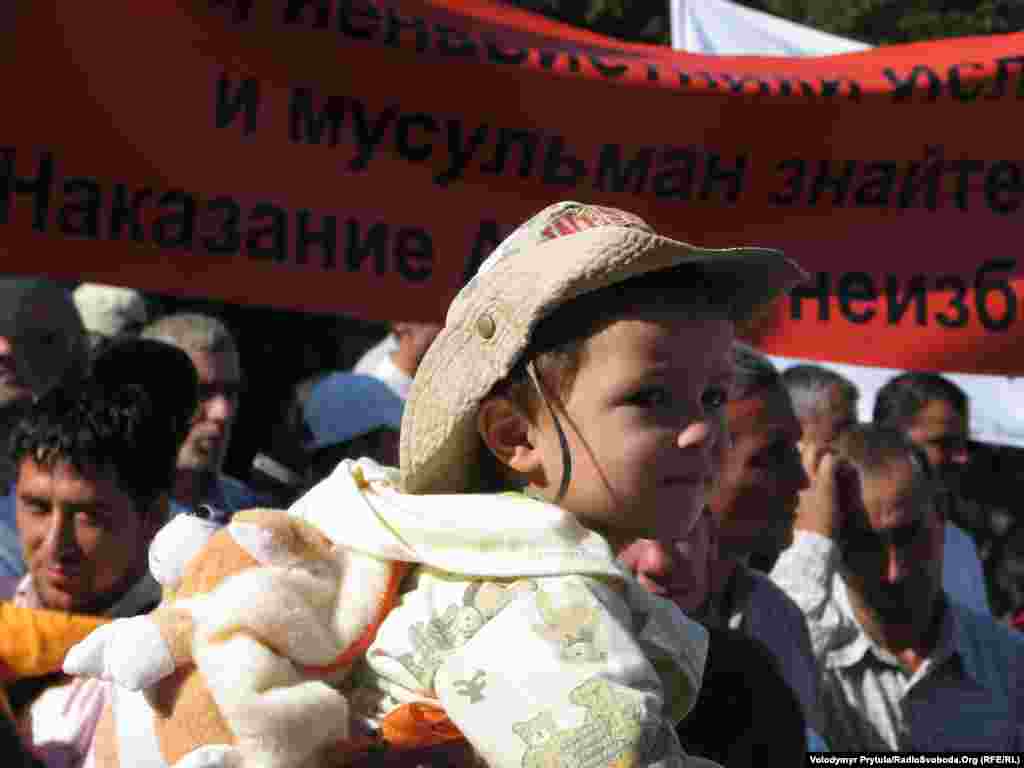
[400,201,807,495]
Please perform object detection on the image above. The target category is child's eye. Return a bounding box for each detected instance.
[700,386,729,411]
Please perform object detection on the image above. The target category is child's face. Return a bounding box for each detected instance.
[529,310,734,554]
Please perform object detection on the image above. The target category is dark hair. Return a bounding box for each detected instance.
[676,627,807,766]
[873,372,968,431]
[477,264,736,490]
[834,423,936,488]
[9,378,180,515]
[989,520,1024,619]
[731,341,782,400]
[90,337,199,448]
[781,363,859,423]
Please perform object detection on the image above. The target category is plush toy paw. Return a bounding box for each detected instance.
[171,745,244,768]
[64,616,175,690]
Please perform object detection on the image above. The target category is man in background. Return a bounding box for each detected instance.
[873,372,991,614]
[0,278,88,579]
[142,312,264,518]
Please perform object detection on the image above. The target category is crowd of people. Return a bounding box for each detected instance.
[0,199,1022,767]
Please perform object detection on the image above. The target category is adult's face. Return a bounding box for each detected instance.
[0,280,85,408]
[710,387,808,558]
[178,346,242,475]
[16,458,157,613]
[800,384,857,452]
[838,456,944,625]
[905,398,969,496]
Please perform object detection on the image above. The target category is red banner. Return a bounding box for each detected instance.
[3,1,1024,373]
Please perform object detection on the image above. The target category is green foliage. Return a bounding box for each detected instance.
[506,0,1024,46]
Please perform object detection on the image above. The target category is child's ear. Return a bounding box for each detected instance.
[477,396,543,476]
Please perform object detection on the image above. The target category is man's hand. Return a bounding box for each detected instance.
[794,449,856,540]
[391,322,442,376]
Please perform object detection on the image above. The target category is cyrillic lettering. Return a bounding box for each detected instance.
[589,55,628,79]
[984,161,1023,215]
[345,221,389,273]
[57,178,101,238]
[595,145,652,194]
[282,0,331,28]
[538,50,580,73]
[481,129,538,178]
[434,121,488,187]
[897,147,942,211]
[0,149,53,231]
[338,0,381,39]
[464,219,506,282]
[772,159,805,205]
[987,55,1024,100]
[348,100,398,172]
[773,76,817,99]
[700,153,747,203]
[693,72,720,89]
[837,272,877,324]
[885,275,927,326]
[810,160,856,206]
[542,137,585,187]
[201,196,241,254]
[395,113,437,163]
[109,184,152,242]
[884,65,942,102]
[819,77,861,101]
[246,203,288,262]
[975,259,1017,332]
[934,275,968,328]
[719,73,770,96]
[790,272,830,322]
[215,74,260,135]
[394,227,433,282]
[435,25,477,58]
[289,88,345,147]
[384,8,429,53]
[949,158,984,211]
[295,211,337,268]
[948,62,985,102]
[484,39,528,66]
[152,190,197,249]
[651,147,698,200]
[854,162,898,207]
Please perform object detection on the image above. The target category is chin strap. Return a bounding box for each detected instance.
[526,360,572,504]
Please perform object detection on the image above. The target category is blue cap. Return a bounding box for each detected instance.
[303,372,404,452]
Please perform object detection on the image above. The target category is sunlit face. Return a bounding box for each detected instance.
[838,457,944,625]
[178,346,242,475]
[906,398,969,496]
[711,388,808,559]
[528,311,734,554]
[16,458,158,613]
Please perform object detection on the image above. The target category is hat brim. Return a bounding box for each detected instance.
[400,225,806,495]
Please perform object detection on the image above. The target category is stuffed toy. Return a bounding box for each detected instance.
[65,509,407,768]
[0,603,109,722]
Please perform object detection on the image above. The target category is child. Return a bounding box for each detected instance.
[287,201,805,767]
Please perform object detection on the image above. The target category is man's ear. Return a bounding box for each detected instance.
[477,396,544,477]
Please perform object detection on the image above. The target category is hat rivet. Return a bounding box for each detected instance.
[476,313,496,340]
